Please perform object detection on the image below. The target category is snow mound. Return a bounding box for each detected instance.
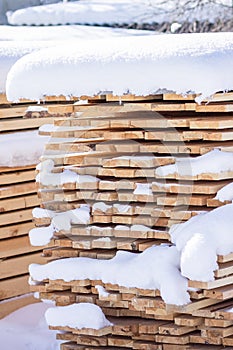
[6,33,233,102]
[155,149,233,178]
[170,204,233,281]
[0,41,67,93]
[0,131,48,167]
[215,182,233,202]
[29,245,190,305]
[45,303,112,329]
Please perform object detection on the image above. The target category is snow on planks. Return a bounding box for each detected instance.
[31,92,233,349]
[0,95,75,302]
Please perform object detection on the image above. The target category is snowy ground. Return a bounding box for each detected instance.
[0,302,60,350]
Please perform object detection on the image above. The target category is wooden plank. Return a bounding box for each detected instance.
[0,208,33,226]
[106,93,163,102]
[168,298,224,313]
[0,275,30,301]
[215,261,233,278]
[204,318,233,327]
[155,334,190,344]
[174,315,203,327]
[189,333,222,345]
[158,323,196,335]
[0,221,34,240]
[201,324,233,337]
[190,118,233,130]
[196,103,233,113]
[0,165,35,173]
[152,180,229,195]
[218,252,233,263]
[192,300,233,318]
[163,93,197,101]
[204,284,233,300]
[188,275,233,290]
[0,252,44,279]
[0,181,36,199]
[0,194,39,213]
[0,169,36,185]
[0,116,55,132]
[0,235,42,258]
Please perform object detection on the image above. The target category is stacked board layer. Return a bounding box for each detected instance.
[0,93,76,303]
[32,92,233,348]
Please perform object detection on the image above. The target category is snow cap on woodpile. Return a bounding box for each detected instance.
[6,32,233,102]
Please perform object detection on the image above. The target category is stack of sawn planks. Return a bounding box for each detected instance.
[32,92,233,348]
[0,93,76,307]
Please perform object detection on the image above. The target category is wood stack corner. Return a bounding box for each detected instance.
[26,91,233,347]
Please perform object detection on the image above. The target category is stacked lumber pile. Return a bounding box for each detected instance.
[31,92,233,348]
[0,93,76,302]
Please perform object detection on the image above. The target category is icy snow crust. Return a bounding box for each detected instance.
[6,33,233,102]
[30,245,190,305]
[170,204,233,281]
[45,303,112,329]
[0,131,49,167]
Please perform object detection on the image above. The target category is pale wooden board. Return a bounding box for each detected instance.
[0,169,36,185]
[0,208,33,226]
[0,221,34,240]
[0,116,56,132]
[0,235,42,259]
[0,275,30,301]
[0,181,36,199]
[0,252,44,280]
[0,194,39,212]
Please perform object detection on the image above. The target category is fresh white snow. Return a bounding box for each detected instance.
[155,149,233,178]
[170,204,233,281]
[0,26,153,92]
[37,159,99,187]
[30,205,90,246]
[133,183,152,195]
[0,41,68,92]
[215,182,233,202]
[0,131,48,167]
[45,303,112,329]
[29,245,190,305]
[6,33,233,102]
[0,302,60,350]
